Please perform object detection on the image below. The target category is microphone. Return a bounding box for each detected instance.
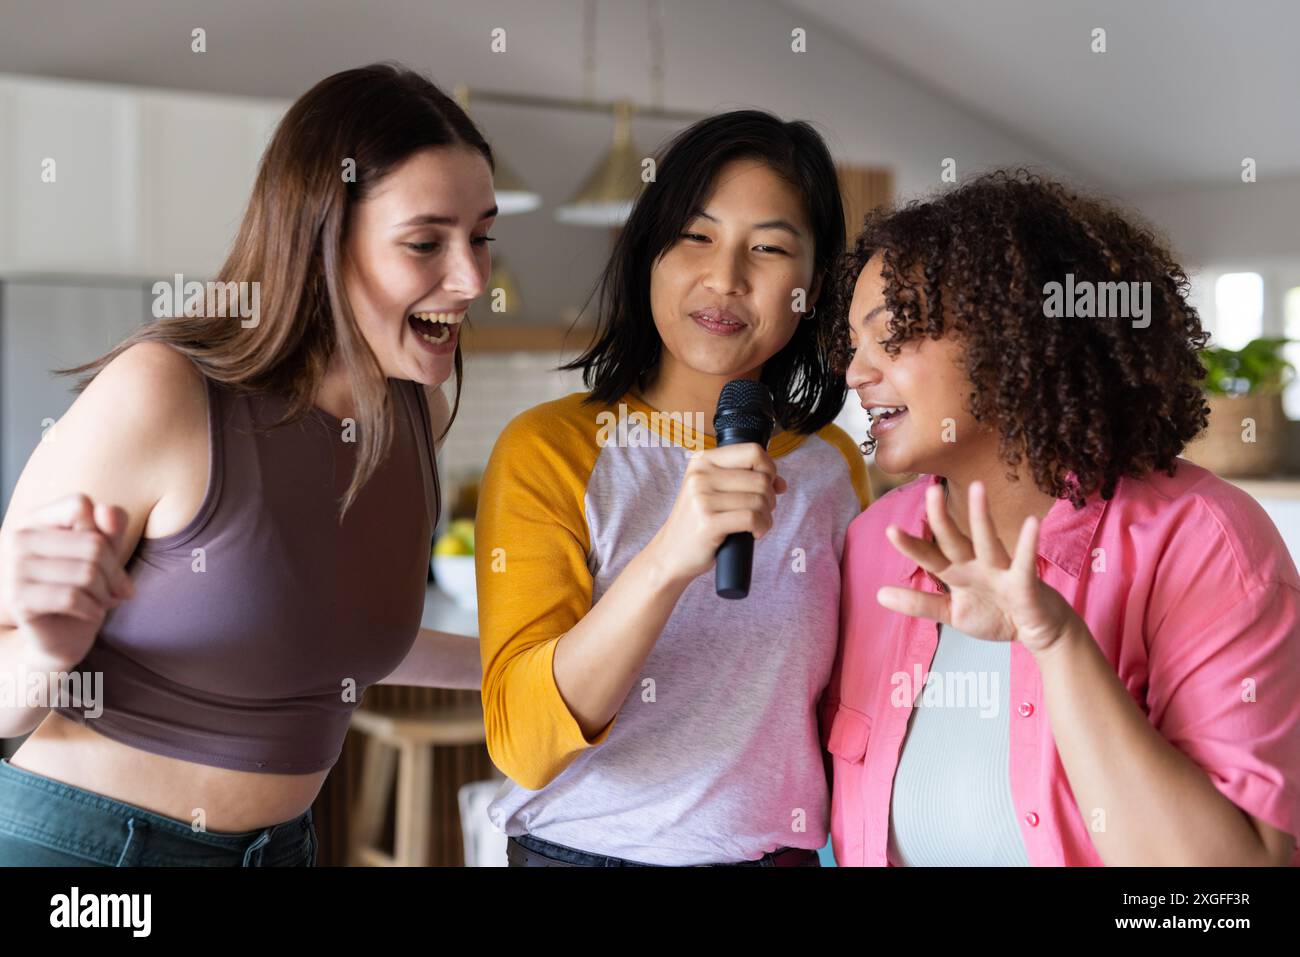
[713,379,776,599]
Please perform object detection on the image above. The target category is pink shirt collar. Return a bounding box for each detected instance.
[896,473,1109,582]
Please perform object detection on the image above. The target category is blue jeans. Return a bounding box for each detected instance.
[507,833,821,867]
[0,757,317,866]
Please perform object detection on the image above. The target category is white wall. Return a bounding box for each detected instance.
[1122,174,1300,344]
[1,0,1069,324]
[473,0,1072,322]
[1125,175,1300,271]
[1126,175,1300,421]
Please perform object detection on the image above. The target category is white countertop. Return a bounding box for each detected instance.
[1227,477,1300,501]
[421,582,479,637]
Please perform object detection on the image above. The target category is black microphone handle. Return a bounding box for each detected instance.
[714,425,771,599]
[715,528,755,600]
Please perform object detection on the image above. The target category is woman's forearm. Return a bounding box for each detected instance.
[0,625,57,738]
[552,530,692,739]
[379,627,481,690]
[1034,618,1280,865]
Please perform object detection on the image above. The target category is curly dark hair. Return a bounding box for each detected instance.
[827,168,1210,508]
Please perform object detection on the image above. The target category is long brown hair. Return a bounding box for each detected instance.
[61,62,493,521]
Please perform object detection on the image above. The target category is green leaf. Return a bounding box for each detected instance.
[1199,338,1295,396]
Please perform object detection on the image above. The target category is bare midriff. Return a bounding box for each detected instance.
[10,711,327,832]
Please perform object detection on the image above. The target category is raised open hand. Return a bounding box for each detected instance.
[875,480,1080,655]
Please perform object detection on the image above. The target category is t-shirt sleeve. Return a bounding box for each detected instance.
[475,404,615,791]
[818,423,872,513]
[1146,576,1300,856]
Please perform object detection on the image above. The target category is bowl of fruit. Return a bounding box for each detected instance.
[432,518,477,609]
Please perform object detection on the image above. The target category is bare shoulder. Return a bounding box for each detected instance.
[75,341,209,455]
[423,383,451,454]
[86,339,205,405]
[0,340,209,566]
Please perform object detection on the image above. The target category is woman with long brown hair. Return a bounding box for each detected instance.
[0,63,492,866]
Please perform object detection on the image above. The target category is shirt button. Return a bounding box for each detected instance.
[1025,812,1040,827]
[1018,702,1034,717]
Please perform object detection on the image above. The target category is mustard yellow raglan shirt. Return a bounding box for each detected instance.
[476,390,870,864]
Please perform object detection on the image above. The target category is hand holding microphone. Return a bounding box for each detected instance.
[712,380,778,598]
[645,380,784,597]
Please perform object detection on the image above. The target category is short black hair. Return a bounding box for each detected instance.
[562,109,848,434]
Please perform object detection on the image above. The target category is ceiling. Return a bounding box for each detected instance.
[0,0,1293,193]
[781,0,1300,192]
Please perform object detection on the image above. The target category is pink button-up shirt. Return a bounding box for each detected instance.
[822,460,1300,866]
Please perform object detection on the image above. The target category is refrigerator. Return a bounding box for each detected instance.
[0,278,150,757]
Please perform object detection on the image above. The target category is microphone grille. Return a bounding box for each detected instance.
[715,379,775,433]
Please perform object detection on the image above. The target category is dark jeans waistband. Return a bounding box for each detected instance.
[508,833,821,867]
[0,757,316,866]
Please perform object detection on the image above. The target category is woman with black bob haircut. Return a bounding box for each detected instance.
[569,110,850,432]
[476,110,871,866]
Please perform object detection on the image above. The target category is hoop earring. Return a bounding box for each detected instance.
[802,306,817,321]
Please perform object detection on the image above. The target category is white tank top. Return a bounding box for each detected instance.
[888,624,1030,866]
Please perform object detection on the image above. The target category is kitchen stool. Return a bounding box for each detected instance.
[347,702,486,866]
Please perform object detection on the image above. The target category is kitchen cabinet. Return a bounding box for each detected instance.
[0,279,151,514]
[0,78,141,275]
[0,73,286,279]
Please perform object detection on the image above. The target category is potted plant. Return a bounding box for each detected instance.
[1184,337,1294,477]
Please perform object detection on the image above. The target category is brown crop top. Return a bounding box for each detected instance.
[51,362,438,773]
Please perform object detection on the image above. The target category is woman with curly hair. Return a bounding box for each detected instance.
[822,169,1300,866]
